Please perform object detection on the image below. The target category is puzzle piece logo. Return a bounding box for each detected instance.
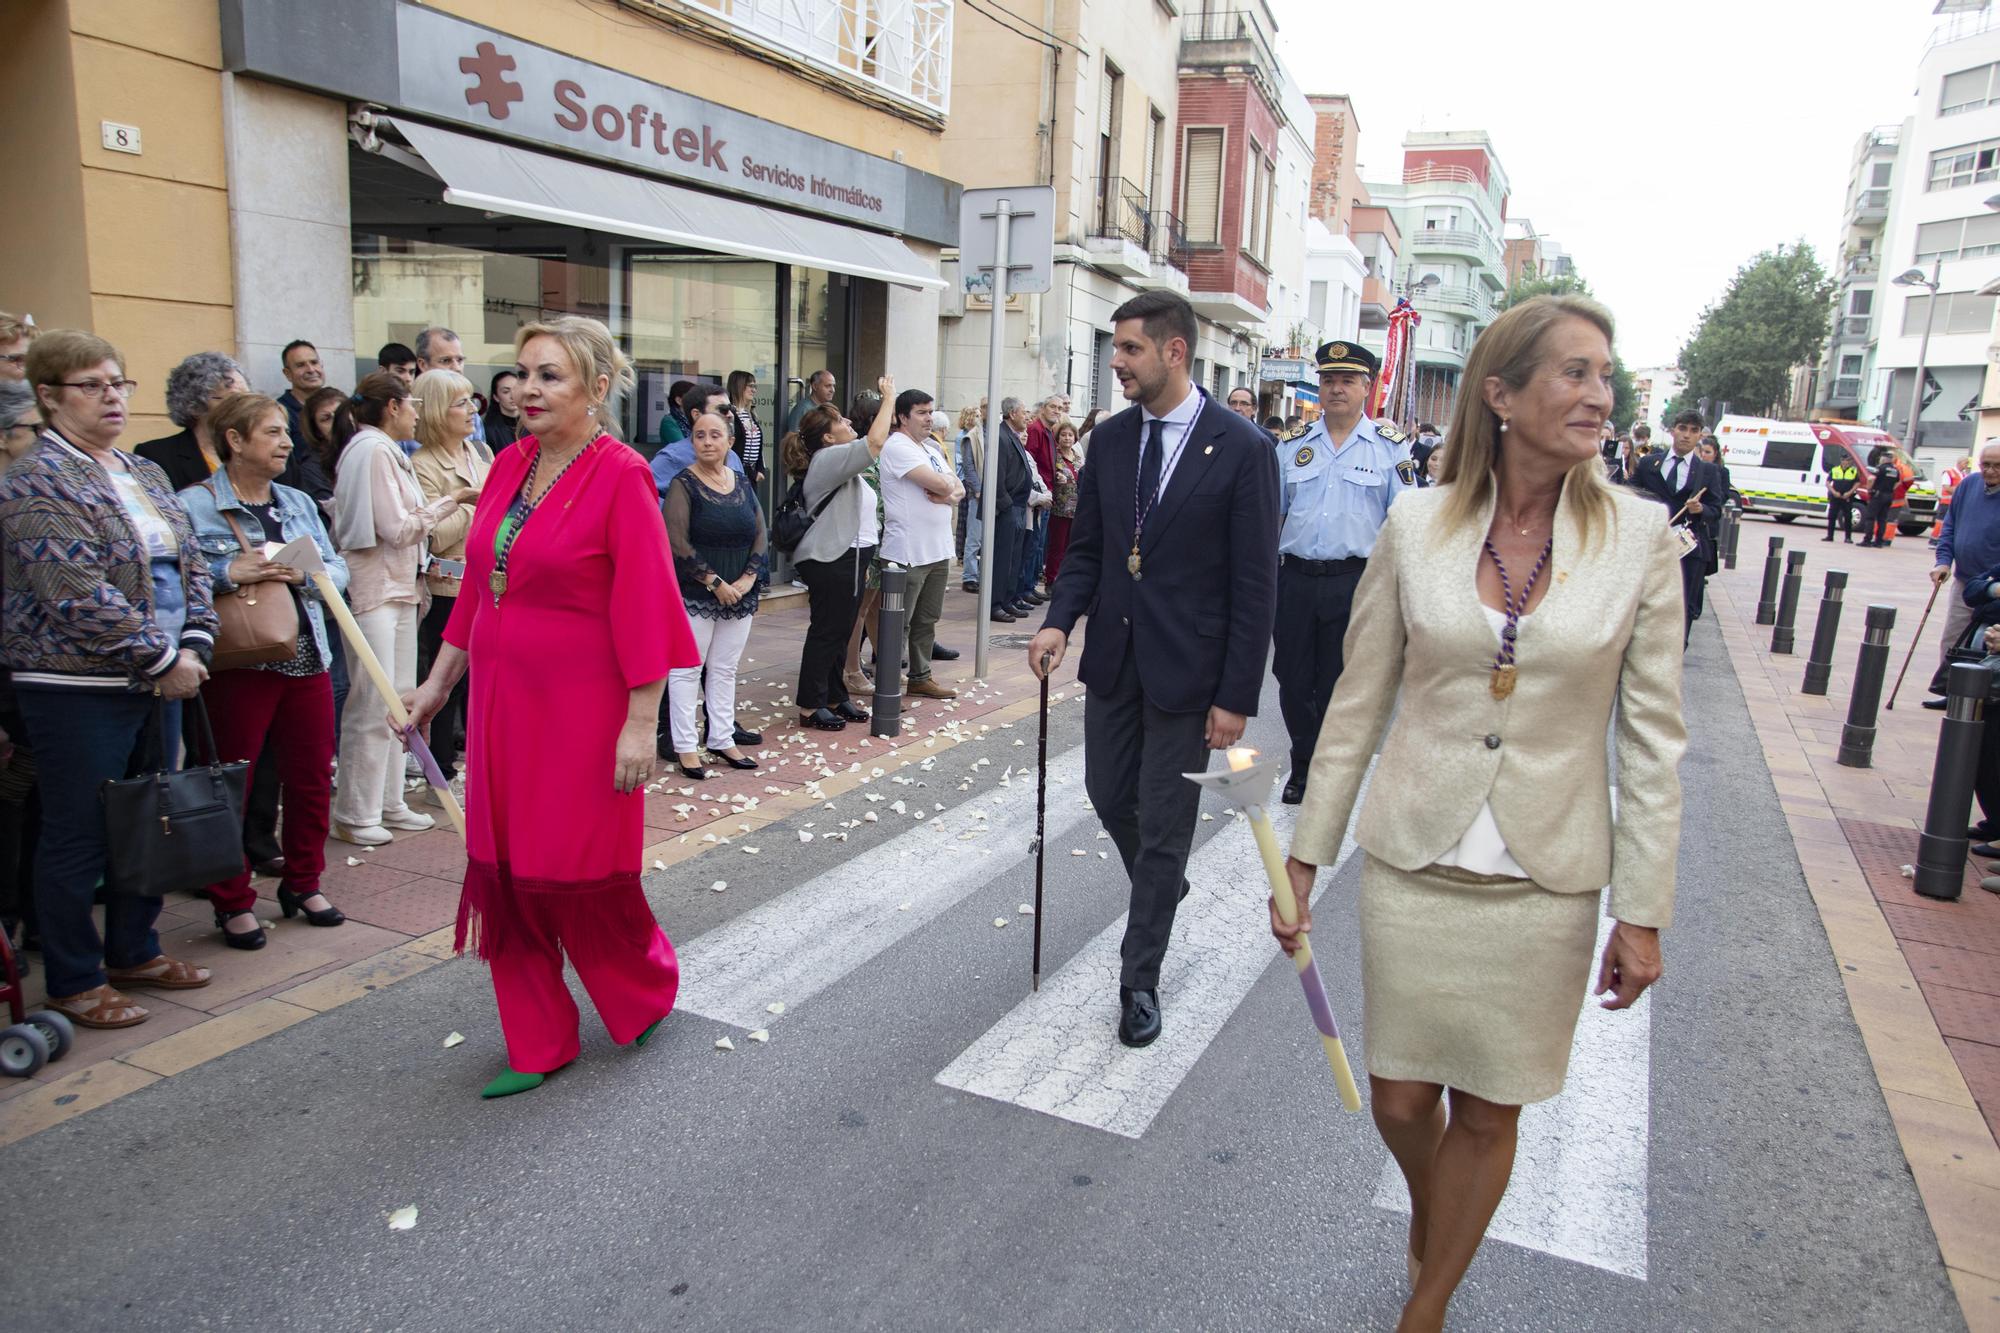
[460,41,523,120]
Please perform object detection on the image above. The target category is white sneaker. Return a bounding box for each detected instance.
[332,822,393,847]
[405,753,424,779]
[381,806,436,832]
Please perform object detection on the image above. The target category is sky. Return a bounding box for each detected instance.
[1269,0,1949,370]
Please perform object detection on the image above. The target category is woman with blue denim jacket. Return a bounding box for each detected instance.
[0,330,218,1031]
[181,394,350,949]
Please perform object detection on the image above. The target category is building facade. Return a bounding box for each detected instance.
[3,0,954,472]
[1864,2,2000,464]
[1814,126,1901,420]
[1365,130,1512,427]
[1630,365,1686,433]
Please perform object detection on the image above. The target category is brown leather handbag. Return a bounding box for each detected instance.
[210,510,299,671]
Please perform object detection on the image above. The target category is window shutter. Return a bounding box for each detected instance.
[1099,66,1116,136]
[1967,211,2000,247]
[1916,219,1958,255]
[1943,64,1991,110]
[1143,112,1159,202]
[1184,128,1223,244]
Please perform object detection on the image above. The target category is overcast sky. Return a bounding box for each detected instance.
[1270,0,1947,369]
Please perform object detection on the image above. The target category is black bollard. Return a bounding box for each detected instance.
[1724,503,1743,570]
[1914,662,1993,901]
[871,564,908,740]
[1771,550,1808,654]
[1756,535,1785,625]
[1801,570,1849,695]
[1838,604,1898,768]
[1718,505,1737,571]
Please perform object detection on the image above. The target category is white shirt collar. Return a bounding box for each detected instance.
[1141,382,1202,428]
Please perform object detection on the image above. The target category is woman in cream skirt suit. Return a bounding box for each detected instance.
[1275,295,1683,1333]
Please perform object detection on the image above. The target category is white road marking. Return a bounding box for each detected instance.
[1371,913,1652,1280]
[934,767,1372,1140]
[674,747,1093,1030]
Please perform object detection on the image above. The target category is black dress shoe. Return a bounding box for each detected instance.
[962,581,979,593]
[1009,602,1036,617]
[834,700,871,722]
[278,886,345,927]
[733,726,763,747]
[990,608,1018,623]
[1971,823,1997,840]
[1118,986,1162,1048]
[1281,779,1306,805]
[931,643,961,661]
[214,910,267,951]
[1922,698,1947,711]
[1027,591,1049,605]
[1974,842,2000,859]
[678,763,708,780]
[799,708,847,731]
[706,750,758,771]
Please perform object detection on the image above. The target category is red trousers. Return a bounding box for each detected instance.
[199,669,334,914]
[1043,516,1073,587]
[488,888,681,1072]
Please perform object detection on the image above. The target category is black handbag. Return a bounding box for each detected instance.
[100,696,248,898]
[769,475,843,556]
[1930,618,1994,698]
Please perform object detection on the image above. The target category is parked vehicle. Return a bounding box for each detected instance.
[1715,416,1917,532]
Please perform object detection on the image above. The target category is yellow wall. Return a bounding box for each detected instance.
[430,0,945,171]
[1,0,233,441]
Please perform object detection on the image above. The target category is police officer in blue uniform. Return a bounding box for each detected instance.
[1273,340,1416,803]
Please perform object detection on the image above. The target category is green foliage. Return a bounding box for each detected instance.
[1676,244,1834,421]
[1496,271,1637,428]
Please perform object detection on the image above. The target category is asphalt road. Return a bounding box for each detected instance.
[0,615,1964,1331]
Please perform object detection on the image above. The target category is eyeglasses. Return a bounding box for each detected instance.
[59,378,138,399]
[405,397,422,408]
[0,354,25,368]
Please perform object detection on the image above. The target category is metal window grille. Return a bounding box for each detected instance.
[664,0,952,116]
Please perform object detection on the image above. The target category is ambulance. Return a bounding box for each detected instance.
[1714,416,1916,530]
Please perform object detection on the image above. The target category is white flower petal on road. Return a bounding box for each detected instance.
[747,1029,770,1043]
[1099,851,1109,859]
[871,766,886,778]
[703,833,718,843]
[1071,849,1086,856]
[765,1002,786,1014]
[346,856,363,867]
[890,800,907,814]
[898,901,912,911]
[863,811,880,822]
[914,810,926,820]
[715,1036,736,1051]
[1200,813,1215,822]
[1018,904,1035,915]
[742,846,760,855]
[799,831,814,843]
[442,1032,465,1048]
[866,792,884,803]
[1097,830,1109,839]
[652,860,666,870]
[387,1207,419,1231]
[710,880,728,893]
[993,917,1009,928]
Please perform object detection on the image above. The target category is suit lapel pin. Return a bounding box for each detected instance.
[1203,444,1214,455]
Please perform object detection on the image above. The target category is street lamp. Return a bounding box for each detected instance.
[1894,258,1942,450]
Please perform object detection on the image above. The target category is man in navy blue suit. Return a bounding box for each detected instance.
[1632,406,1723,646]
[1030,291,1280,1048]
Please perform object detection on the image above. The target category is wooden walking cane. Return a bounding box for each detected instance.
[284,543,467,839]
[1885,577,1944,712]
[1031,651,1051,993]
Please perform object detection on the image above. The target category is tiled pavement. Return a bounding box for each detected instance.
[0,575,1073,1139]
[1710,517,2000,1328]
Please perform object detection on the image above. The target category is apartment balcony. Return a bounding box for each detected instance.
[1851,188,1890,225]
[1413,343,1467,370]
[1831,314,1873,343]
[1380,163,1508,218]
[1360,276,1393,328]
[1832,376,1863,402]
[1084,177,1154,279]
[1178,7,1281,95]
[1843,252,1879,280]
[1132,209,1191,294]
[1413,282,1497,324]
[1189,287,1270,328]
[655,0,952,116]
[1410,226,1501,270]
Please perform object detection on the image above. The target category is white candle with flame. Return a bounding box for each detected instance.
[1226,746,1257,773]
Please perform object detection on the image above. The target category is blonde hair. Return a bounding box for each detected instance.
[209,392,284,463]
[955,404,980,433]
[1436,295,1616,545]
[0,313,35,347]
[410,368,475,451]
[24,329,123,423]
[513,316,634,410]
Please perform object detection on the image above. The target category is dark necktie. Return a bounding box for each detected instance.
[1139,418,1165,513]
[1669,456,1684,493]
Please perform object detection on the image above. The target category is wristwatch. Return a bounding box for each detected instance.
[706,574,722,591]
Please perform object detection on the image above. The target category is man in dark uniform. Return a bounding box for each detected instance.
[1633,407,1725,645]
[1825,451,1861,542]
[1031,291,1279,1048]
[1859,446,1902,547]
[1272,341,1415,803]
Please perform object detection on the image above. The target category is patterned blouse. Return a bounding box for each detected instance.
[664,467,768,620]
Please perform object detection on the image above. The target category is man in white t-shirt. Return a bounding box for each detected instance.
[878,388,964,699]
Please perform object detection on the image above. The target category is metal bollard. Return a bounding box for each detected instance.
[871,564,907,740]
[1718,505,1737,571]
[1837,604,1898,768]
[1724,503,1743,570]
[1771,550,1808,654]
[1756,535,1785,625]
[1801,570,1848,695]
[1914,662,1993,901]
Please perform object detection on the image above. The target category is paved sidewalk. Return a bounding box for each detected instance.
[0,576,1074,1141]
[1709,517,2000,1329]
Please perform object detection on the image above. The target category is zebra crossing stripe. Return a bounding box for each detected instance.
[934,766,1372,1139]
[674,746,1094,1031]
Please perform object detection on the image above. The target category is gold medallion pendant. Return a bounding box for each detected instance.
[1489,664,1517,701]
[490,570,507,604]
[1127,551,1143,580]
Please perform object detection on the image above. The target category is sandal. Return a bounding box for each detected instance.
[45,984,149,1029]
[105,955,213,991]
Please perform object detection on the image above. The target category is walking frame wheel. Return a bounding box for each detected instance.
[0,1022,49,1078]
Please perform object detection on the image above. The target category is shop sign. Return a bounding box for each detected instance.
[395,4,938,239]
[1259,356,1308,384]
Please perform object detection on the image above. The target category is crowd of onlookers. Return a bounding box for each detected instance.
[0,309,1106,1037]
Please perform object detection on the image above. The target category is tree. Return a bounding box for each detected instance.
[1496,271,1638,429]
[1675,244,1834,423]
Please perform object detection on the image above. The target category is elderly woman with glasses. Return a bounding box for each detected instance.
[135,351,249,493]
[0,330,218,1031]
[410,368,491,794]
